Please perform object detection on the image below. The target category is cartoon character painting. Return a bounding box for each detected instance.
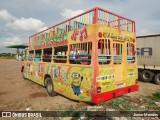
[71,72,83,96]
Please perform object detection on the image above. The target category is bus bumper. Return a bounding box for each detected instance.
[92,85,139,104]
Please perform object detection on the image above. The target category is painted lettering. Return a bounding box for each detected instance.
[98,32,131,41]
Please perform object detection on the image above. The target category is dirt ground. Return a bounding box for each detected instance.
[0,59,159,112]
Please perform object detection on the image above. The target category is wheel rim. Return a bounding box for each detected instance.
[143,73,150,79]
[156,75,160,82]
[47,82,53,93]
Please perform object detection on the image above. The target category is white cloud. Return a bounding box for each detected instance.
[4,37,22,46]
[6,17,46,32]
[39,26,48,31]
[0,9,47,32]
[41,0,83,7]
[0,9,16,22]
[61,8,84,19]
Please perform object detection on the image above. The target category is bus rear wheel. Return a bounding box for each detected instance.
[45,78,57,96]
[154,73,160,85]
[141,70,154,82]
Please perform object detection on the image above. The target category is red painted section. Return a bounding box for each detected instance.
[92,24,99,96]
[94,7,98,24]
[134,22,136,33]
[92,85,139,104]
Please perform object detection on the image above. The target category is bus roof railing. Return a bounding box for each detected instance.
[29,7,135,38]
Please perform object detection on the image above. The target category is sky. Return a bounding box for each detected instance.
[0,0,160,53]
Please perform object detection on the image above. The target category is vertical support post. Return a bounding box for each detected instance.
[33,50,35,62]
[108,14,110,27]
[104,39,106,55]
[94,7,98,24]
[101,40,103,54]
[104,11,106,26]
[125,20,127,31]
[133,22,136,33]
[88,42,90,54]
[107,39,109,55]
[41,49,44,62]
[84,14,86,26]
[68,20,70,32]
[118,16,120,30]
[114,16,116,27]
[86,42,88,54]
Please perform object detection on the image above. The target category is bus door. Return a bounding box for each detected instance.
[113,41,126,89]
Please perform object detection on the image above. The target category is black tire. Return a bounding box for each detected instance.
[138,71,142,81]
[154,73,160,85]
[141,70,154,82]
[22,73,27,80]
[45,78,57,96]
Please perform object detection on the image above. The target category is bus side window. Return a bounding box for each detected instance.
[53,46,67,63]
[43,48,52,62]
[28,51,34,61]
[35,49,41,62]
[113,43,122,64]
[98,39,111,65]
[127,42,135,63]
[69,42,92,65]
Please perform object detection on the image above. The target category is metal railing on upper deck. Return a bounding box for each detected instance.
[29,8,95,39]
[97,7,135,32]
[29,7,135,46]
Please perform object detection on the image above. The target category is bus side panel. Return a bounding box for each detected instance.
[46,64,93,102]
[23,61,35,81]
[23,61,45,85]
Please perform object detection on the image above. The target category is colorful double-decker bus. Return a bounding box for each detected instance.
[21,7,138,104]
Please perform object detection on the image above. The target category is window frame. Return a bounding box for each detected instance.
[98,39,111,65]
[127,42,136,63]
[69,42,92,65]
[42,48,52,62]
[113,42,122,64]
[53,45,68,63]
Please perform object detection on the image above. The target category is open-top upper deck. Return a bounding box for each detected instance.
[29,7,136,50]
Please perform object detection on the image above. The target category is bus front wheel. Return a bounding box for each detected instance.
[45,78,57,96]
[22,73,27,80]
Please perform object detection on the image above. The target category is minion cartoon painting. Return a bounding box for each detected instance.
[71,72,83,96]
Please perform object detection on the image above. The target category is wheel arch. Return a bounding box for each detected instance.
[44,74,52,87]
